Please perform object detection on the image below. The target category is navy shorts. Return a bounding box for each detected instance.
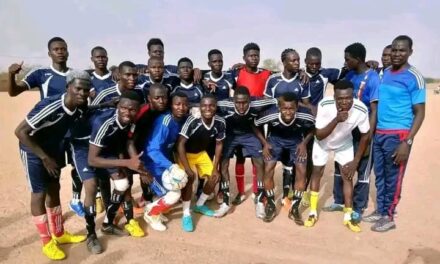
[268,137,303,166]
[19,144,64,193]
[223,133,262,159]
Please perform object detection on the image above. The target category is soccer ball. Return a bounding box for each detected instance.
[162,164,188,191]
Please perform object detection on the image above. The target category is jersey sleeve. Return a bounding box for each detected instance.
[89,118,109,147]
[296,110,316,131]
[357,112,370,134]
[367,73,380,103]
[263,76,274,98]
[145,117,172,169]
[409,71,426,105]
[215,117,226,141]
[321,68,341,84]
[301,83,311,99]
[165,65,178,74]
[251,98,277,112]
[25,99,61,129]
[179,116,196,139]
[315,102,331,129]
[254,108,274,127]
[22,68,42,90]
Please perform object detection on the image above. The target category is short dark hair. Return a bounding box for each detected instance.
[47,37,66,50]
[148,56,164,65]
[384,44,392,50]
[393,35,413,49]
[91,46,107,56]
[177,57,193,67]
[208,49,222,59]
[118,61,136,71]
[147,38,164,51]
[306,47,322,59]
[235,86,250,97]
[171,91,188,101]
[344,43,366,62]
[149,83,167,95]
[243,43,260,55]
[201,93,217,103]
[120,90,142,103]
[281,48,298,62]
[334,80,354,91]
[279,92,299,103]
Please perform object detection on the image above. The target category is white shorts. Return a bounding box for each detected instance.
[312,140,354,166]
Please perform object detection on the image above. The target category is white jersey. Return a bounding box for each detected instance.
[315,96,369,150]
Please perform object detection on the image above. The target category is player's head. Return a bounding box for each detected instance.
[148,56,165,82]
[278,92,299,123]
[200,93,217,120]
[233,86,251,115]
[344,42,366,70]
[91,46,108,71]
[171,92,189,119]
[148,83,168,112]
[117,90,141,125]
[147,38,164,60]
[208,49,223,74]
[281,48,300,73]
[177,57,193,82]
[391,35,413,69]
[109,65,119,82]
[334,80,354,112]
[305,47,322,74]
[243,42,260,69]
[381,44,392,68]
[47,37,68,64]
[118,61,138,90]
[66,70,92,107]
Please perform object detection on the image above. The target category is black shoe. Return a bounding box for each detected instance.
[232,193,246,205]
[87,234,103,254]
[263,203,276,223]
[101,224,129,236]
[288,207,304,226]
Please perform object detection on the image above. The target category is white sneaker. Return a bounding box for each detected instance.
[255,202,266,219]
[159,213,169,222]
[214,203,230,218]
[143,213,167,232]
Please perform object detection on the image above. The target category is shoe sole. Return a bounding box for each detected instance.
[371,225,396,232]
[143,216,167,232]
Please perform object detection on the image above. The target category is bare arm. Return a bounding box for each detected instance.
[177,135,194,177]
[315,118,339,140]
[8,62,28,97]
[369,101,378,139]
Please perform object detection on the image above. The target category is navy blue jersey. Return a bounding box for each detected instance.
[90,71,116,94]
[91,84,145,106]
[307,68,341,106]
[138,73,180,97]
[179,115,226,154]
[171,83,204,106]
[22,66,72,99]
[89,109,132,156]
[203,71,235,101]
[255,106,315,140]
[217,98,276,136]
[25,93,80,150]
[264,73,310,100]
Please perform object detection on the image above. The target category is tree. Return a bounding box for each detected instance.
[262,58,281,72]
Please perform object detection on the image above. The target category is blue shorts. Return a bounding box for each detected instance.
[223,133,262,159]
[19,144,65,193]
[268,137,303,166]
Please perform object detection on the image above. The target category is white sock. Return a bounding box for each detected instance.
[309,210,317,216]
[72,198,80,204]
[196,193,209,207]
[182,201,191,216]
[344,212,351,221]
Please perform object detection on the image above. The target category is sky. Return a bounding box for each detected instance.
[0,0,439,77]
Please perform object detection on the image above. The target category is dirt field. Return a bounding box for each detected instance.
[1,85,439,264]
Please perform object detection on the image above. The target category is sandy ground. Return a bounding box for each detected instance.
[1,85,440,264]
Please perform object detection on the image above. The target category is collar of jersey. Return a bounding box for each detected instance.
[149,75,164,84]
[234,105,250,116]
[92,71,112,80]
[115,112,127,129]
[278,112,295,126]
[180,82,194,89]
[202,117,215,130]
[51,65,71,76]
[281,72,298,83]
[209,71,224,82]
[61,93,77,116]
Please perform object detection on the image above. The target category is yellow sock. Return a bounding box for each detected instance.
[310,191,319,213]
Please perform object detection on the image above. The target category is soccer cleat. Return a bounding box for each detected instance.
[322,203,344,212]
[194,205,215,217]
[371,217,396,232]
[288,207,304,226]
[101,224,129,236]
[214,203,230,218]
[263,203,276,223]
[182,215,194,232]
[255,202,266,219]
[144,213,167,232]
[216,192,224,205]
[351,211,362,224]
[53,231,86,244]
[304,215,318,227]
[344,220,362,233]
[363,211,382,223]
[281,197,292,211]
[86,234,103,254]
[69,200,85,217]
[301,191,310,207]
[42,239,66,260]
[124,219,145,237]
[232,193,246,205]
[95,197,104,214]
[159,214,169,222]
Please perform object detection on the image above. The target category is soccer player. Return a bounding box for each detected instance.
[143,92,190,231]
[305,80,370,233]
[377,45,392,78]
[323,43,379,220]
[255,92,315,223]
[7,37,71,98]
[202,49,235,101]
[215,87,276,218]
[88,90,146,238]
[15,71,90,260]
[89,46,115,98]
[177,94,226,232]
[364,35,425,232]
[138,56,179,96]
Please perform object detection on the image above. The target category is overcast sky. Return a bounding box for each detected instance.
[0,0,438,77]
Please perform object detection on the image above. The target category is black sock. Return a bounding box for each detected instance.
[103,191,123,226]
[123,200,134,222]
[84,205,96,237]
[221,181,230,205]
[141,183,153,203]
[98,177,111,209]
[265,189,275,206]
[291,190,304,210]
[282,168,292,198]
[71,169,82,200]
[197,178,205,197]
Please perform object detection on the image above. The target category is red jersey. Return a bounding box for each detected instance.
[236,67,271,97]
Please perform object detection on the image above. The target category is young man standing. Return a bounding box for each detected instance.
[377,45,392,78]
[138,56,179,97]
[177,94,226,232]
[15,71,90,260]
[89,46,115,98]
[364,35,425,232]
[202,49,235,101]
[305,80,370,233]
